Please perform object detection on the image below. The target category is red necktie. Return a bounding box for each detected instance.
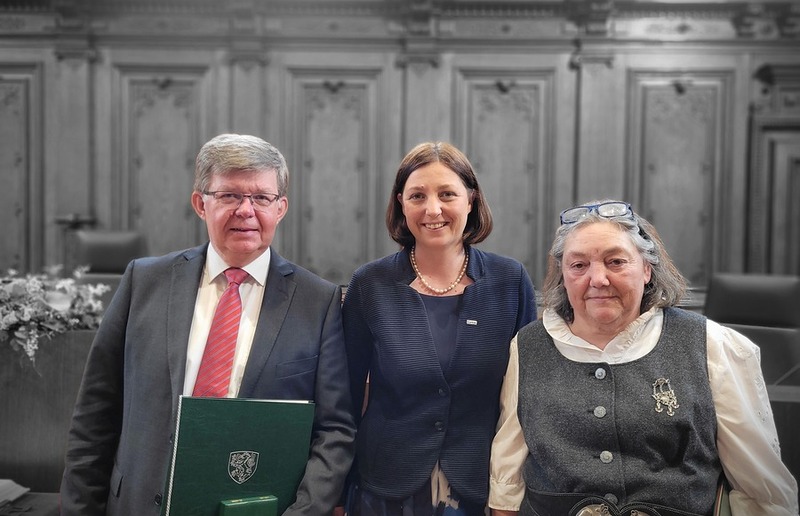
[193,267,249,397]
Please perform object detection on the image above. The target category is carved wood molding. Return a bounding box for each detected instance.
[568,39,615,70]
[731,1,800,38]
[753,64,800,115]
[565,0,614,37]
[396,36,441,70]
[53,0,87,30]
[53,36,97,62]
[0,1,798,44]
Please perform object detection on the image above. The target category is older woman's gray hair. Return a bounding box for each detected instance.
[542,200,687,322]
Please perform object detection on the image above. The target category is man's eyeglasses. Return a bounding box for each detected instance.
[203,191,281,210]
[560,201,632,225]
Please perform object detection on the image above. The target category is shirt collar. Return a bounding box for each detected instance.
[205,245,271,287]
[543,306,662,363]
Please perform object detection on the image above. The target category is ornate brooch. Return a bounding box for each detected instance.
[652,378,679,416]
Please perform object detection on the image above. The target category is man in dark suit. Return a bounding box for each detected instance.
[60,134,356,515]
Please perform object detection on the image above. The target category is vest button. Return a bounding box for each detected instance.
[434,421,444,431]
[604,493,618,504]
[154,493,163,506]
[593,406,607,418]
[438,388,447,397]
[594,367,607,379]
[599,450,613,463]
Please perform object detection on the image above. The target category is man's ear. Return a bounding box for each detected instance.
[191,191,206,220]
[275,196,289,223]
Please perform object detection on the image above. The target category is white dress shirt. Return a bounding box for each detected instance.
[183,246,270,397]
[489,307,799,516]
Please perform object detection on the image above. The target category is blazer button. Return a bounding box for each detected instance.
[438,388,447,397]
[594,367,607,380]
[434,421,444,431]
[154,493,163,506]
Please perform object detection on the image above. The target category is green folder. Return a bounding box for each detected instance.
[161,396,315,516]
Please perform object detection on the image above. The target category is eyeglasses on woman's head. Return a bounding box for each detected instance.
[559,201,632,225]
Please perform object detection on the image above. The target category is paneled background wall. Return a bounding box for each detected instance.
[0,0,798,292]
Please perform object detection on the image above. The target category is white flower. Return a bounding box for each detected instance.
[45,291,72,312]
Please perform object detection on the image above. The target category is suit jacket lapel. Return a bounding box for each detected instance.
[167,244,207,413]
[239,249,295,397]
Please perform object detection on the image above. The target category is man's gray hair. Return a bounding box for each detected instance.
[194,133,289,196]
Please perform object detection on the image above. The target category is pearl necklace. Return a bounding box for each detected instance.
[410,246,469,295]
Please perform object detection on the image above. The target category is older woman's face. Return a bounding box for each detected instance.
[562,221,651,342]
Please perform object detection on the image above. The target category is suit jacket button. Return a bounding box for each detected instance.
[154,493,163,506]
[434,421,444,431]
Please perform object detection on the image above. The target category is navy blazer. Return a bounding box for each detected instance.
[342,246,536,504]
[60,244,356,516]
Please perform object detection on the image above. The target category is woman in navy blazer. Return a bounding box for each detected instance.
[342,142,537,515]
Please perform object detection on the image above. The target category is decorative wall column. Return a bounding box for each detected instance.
[227,0,268,136]
[569,40,620,204]
[50,0,97,268]
[397,0,449,148]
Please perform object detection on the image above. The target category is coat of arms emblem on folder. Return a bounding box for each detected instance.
[228,451,259,484]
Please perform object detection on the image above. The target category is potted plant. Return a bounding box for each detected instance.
[0,265,110,365]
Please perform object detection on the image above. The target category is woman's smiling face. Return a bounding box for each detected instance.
[398,162,473,251]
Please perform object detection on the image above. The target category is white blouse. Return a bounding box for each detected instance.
[489,307,799,516]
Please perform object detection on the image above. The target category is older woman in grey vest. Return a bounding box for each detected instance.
[488,200,798,516]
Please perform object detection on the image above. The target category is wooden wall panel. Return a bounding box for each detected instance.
[772,139,800,274]
[577,53,627,202]
[51,57,93,232]
[115,66,210,257]
[401,55,453,147]
[627,70,733,287]
[747,63,800,274]
[229,57,265,136]
[455,68,555,282]
[0,64,42,271]
[749,117,800,274]
[0,1,796,286]
[286,70,381,286]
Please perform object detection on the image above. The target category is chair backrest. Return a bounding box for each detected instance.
[704,273,800,328]
[73,230,148,274]
[721,324,800,385]
[704,273,800,385]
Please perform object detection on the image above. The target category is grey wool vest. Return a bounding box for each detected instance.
[517,307,721,515]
